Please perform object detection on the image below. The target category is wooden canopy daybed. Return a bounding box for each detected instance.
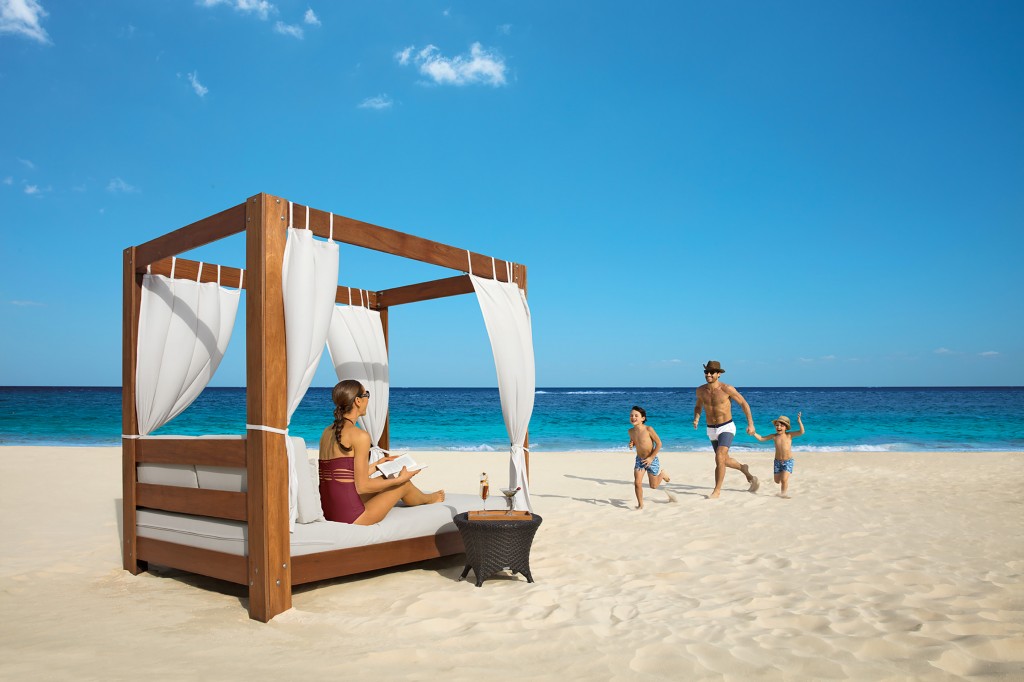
[122,192,528,622]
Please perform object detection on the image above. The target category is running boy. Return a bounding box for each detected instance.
[628,405,673,509]
[752,412,804,498]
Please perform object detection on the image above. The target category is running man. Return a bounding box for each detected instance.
[693,360,760,498]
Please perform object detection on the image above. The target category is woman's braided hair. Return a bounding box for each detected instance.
[332,380,364,453]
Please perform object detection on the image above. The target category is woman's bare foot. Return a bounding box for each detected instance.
[708,490,721,499]
[427,490,445,503]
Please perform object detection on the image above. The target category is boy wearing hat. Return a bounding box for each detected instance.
[752,412,804,498]
[693,360,760,498]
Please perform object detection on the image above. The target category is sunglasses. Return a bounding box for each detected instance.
[704,371,719,376]
[357,391,370,399]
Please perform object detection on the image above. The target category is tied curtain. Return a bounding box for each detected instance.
[470,272,535,512]
[326,303,390,463]
[135,268,240,435]
[281,227,339,530]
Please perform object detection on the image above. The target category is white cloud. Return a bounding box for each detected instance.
[18,157,35,169]
[980,351,1000,357]
[199,0,275,21]
[10,299,44,306]
[2,176,12,185]
[934,347,955,355]
[498,23,512,35]
[0,0,51,44]
[107,177,138,193]
[304,8,320,26]
[358,94,393,110]
[398,42,507,87]
[24,183,39,195]
[188,71,208,97]
[274,21,302,39]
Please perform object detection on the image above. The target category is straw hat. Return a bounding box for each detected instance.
[772,415,791,428]
[703,360,725,374]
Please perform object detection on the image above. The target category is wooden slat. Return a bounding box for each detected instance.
[122,246,146,574]
[144,257,245,290]
[135,202,247,269]
[136,537,248,585]
[377,275,475,308]
[287,201,518,279]
[137,484,247,521]
[135,438,247,468]
[291,532,465,585]
[334,286,379,308]
[245,192,292,622]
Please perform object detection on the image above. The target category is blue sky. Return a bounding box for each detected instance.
[1,0,1022,388]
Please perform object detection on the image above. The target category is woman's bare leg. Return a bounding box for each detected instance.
[356,481,444,525]
[400,480,444,506]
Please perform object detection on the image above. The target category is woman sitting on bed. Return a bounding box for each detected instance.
[319,379,445,525]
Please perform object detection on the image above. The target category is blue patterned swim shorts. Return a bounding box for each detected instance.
[635,454,661,475]
[774,458,794,474]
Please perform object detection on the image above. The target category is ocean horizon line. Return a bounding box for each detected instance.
[3,385,1023,390]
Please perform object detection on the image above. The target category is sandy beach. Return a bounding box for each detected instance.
[1,446,1022,680]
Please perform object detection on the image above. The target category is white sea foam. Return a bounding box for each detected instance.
[442,444,498,452]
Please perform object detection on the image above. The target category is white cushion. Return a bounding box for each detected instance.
[137,463,199,488]
[196,465,247,492]
[296,450,325,524]
[136,493,482,557]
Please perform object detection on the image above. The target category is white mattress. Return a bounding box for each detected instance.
[137,493,481,557]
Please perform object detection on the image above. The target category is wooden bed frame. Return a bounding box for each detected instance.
[122,193,528,622]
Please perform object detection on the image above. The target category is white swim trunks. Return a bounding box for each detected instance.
[706,420,736,449]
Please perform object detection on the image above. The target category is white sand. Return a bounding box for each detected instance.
[2,447,1023,680]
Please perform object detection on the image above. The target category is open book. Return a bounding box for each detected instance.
[369,453,428,479]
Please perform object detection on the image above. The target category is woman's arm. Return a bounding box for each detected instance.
[351,429,414,494]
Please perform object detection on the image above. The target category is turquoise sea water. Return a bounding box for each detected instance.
[2,386,1023,452]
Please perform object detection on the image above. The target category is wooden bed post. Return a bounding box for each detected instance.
[122,246,146,574]
[245,193,292,622]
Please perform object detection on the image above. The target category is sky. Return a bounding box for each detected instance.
[1,0,1022,388]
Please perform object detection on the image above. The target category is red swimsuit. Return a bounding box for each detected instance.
[319,456,365,524]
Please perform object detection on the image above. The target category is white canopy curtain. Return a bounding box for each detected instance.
[135,262,240,436]
[470,267,536,512]
[279,218,339,531]
[326,300,390,463]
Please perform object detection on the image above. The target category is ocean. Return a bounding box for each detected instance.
[2,386,1022,452]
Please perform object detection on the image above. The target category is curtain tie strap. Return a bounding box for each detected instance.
[122,435,141,439]
[510,443,530,453]
[246,424,288,435]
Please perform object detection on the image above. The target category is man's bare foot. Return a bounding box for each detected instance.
[740,463,752,480]
[662,472,671,483]
[635,504,644,510]
[664,489,678,503]
[427,490,445,503]
[779,492,790,499]
[748,476,760,493]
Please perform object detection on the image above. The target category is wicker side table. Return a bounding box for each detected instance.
[453,512,543,587]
